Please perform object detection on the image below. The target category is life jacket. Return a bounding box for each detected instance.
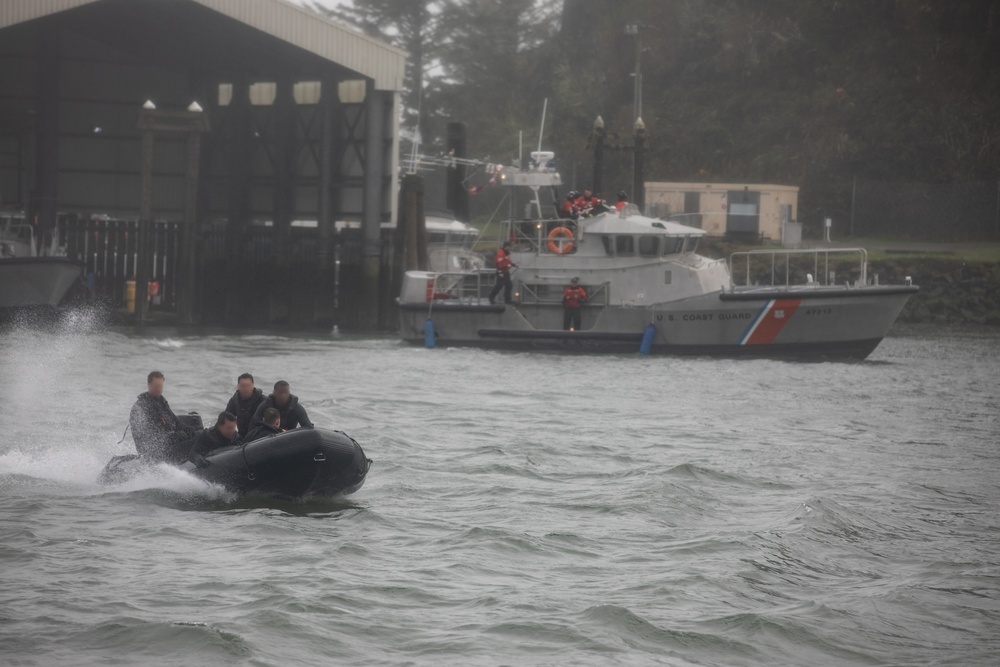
[563,285,587,308]
[266,394,302,430]
[229,387,263,434]
[495,248,514,273]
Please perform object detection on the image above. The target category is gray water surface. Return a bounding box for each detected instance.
[1,318,998,666]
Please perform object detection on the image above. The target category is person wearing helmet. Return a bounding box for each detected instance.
[616,191,629,212]
[488,241,518,305]
[561,191,579,219]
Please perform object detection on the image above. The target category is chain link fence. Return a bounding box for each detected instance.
[850,178,1000,241]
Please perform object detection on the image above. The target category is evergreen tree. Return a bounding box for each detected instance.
[310,0,444,150]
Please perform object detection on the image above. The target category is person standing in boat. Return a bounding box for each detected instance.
[129,370,198,461]
[562,277,588,331]
[224,372,264,437]
[252,380,314,431]
[245,408,283,443]
[188,412,240,466]
[488,241,517,305]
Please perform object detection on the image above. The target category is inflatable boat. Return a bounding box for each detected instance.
[99,425,372,499]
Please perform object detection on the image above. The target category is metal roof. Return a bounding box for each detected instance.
[583,212,708,237]
[0,0,406,91]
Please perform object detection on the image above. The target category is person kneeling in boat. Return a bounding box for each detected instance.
[252,380,314,431]
[244,408,282,443]
[188,411,240,467]
[130,370,199,462]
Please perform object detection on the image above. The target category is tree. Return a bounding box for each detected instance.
[310,0,444,150]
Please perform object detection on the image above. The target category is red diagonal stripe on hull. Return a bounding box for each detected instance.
[746,299,802,345]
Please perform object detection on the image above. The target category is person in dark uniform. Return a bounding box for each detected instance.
[225,372,264,437]
[252,380,314,431]
[488,241,517,305]
[245,408,282,443]
[129,371,198,462]
[562,277,588,331]
[188,411,240,466]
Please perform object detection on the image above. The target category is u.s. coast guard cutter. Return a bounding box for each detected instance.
[397,153,917,359]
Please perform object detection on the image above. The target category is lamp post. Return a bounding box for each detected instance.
[592,115,605,195]
[633,117,646,212]
[625,24,643,124]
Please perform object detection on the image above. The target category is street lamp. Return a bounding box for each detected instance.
[625,24,643,123]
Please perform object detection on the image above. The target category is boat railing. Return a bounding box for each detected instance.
[729,247,868,289]
[519,280,610,307]
[428,269,496,304]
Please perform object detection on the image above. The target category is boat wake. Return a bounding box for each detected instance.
[0,444,232,502]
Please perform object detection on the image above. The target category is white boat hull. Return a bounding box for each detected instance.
[0,258,83,310]
[400,285,918,359]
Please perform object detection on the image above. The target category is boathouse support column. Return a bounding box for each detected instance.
[270,77,297,325]
[361,83,386,329]
[225,78,252,324]
[33,23,60,247]
[136,128,154,329]
[178,129,204,326]
[318,77,336,271]
[316,76,338,325]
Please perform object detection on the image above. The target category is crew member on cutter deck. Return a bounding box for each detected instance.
[188,411,240,467]
[129,371,198,462]
[488,241,517,305]
[615,191,628,212]
[225,372,264,437]
[252,380,314,431]
[561,191,579,219]
[562,277,588,331]
[245,408,282,443]
[573,188,605,218]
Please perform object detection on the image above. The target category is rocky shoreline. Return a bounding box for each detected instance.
[869,258,1000,326]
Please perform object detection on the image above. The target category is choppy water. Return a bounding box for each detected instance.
[1,314,998,666]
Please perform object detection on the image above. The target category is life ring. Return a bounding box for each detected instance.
[547,226,575,254]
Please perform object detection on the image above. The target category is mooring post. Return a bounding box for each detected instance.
[401,174,422,271]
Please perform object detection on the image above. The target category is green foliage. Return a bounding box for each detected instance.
[323,0,1000,228]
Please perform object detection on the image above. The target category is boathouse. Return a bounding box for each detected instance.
[0,0,404,328]
[644,182,801,245]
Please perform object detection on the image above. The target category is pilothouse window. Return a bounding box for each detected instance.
[662,237,684,256]
[683,237,699,253]
[638,235,660,257]
[615,235,635,257]
[602,235,614,257]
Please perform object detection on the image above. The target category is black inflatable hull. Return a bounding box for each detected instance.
[99,428,372,499]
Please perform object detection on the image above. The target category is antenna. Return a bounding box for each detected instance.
[519,131,523,170]
[536,98,548,155]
